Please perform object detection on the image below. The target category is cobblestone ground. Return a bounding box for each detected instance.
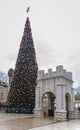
[0,113,80,130]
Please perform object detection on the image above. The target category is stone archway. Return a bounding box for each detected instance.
[34,66,74,120]
[65,93,71,119]
[42,92,56,117]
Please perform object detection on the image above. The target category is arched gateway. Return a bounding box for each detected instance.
[34,65,74,120]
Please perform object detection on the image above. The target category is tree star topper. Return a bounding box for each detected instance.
[27,7,30,13]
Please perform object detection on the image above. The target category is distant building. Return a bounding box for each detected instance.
[0,81,8,103]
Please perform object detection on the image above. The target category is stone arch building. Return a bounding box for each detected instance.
[34,65,74,120]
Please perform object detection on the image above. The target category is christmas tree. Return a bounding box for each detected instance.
[6,15,38,114]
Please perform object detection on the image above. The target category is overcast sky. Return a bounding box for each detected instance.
[0,0,80,87]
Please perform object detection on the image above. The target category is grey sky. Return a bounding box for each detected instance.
[0,0,80,87]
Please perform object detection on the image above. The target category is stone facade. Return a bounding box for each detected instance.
[0,82,8,103]
[34,65,75,120]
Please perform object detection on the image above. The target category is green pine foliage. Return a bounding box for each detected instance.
[8,68,14,77]
[6,17,38,114]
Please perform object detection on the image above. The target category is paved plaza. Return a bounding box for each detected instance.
[0,113,57,130]
[30,120,80,130]
[0,113,79,130]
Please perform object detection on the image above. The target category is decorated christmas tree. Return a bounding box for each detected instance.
[6,12,38,114]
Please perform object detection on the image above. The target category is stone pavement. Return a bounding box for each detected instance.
[29,120,80,130]
[0,113,57,130]
[0,112,80,130]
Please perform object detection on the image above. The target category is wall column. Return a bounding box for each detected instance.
[55,84,67,120]
[34,86,44,117]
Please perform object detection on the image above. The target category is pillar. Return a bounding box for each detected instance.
[55,84,67,120]
[34,86,44,117]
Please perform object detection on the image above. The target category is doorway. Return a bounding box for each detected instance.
[65,93,70,119]
[42,92,56,117]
